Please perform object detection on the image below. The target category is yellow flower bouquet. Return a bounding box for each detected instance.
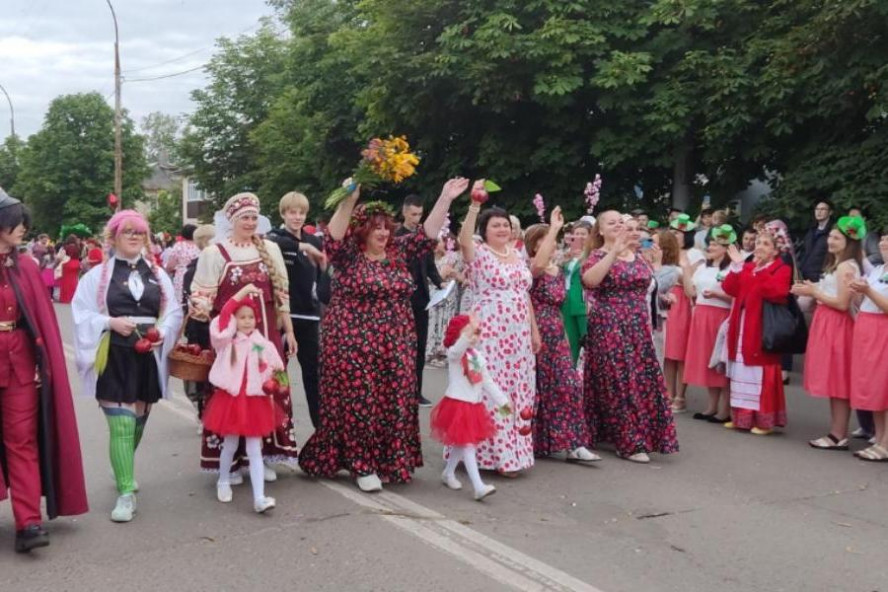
[324,135,420,209]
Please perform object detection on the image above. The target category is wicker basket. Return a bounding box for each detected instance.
[168,314,215,382]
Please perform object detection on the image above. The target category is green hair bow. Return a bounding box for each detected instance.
[669,214,696,232]
[836,216,867,240]
[710,224,737,245]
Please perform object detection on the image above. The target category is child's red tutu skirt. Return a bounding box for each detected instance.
[203,389,275,437]
[430,397,497,446]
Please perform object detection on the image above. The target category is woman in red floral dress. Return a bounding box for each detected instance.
[298,178,467,492]
[582,213,678,463]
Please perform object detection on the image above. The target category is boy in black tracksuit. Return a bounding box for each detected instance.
[268,192,327,428]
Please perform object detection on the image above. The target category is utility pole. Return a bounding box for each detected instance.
[107,0,123,203]
[0,82,14,138]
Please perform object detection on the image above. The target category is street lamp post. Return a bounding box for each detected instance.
[106,0,123,203]
[0,82,15,138]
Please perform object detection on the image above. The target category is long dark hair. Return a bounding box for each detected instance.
[0,203,31,234]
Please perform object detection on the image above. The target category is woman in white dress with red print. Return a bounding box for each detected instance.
[457,181,540,476]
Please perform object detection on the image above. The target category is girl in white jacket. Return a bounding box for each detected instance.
[203,285,285,513]
[431,315,512,500]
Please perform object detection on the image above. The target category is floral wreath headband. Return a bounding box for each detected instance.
[224,193,261,222]
[836,215,867,240]
[669,213,696,232]
[709,224,737,246]
[350,201,395,228]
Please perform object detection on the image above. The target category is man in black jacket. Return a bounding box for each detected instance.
[268,192,327,427]
[797,200,834,281]
[396,194,443,408]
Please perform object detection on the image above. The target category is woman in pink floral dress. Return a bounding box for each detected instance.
[458,181,540,475]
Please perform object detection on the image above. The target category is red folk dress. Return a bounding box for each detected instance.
[298,231,434,483]
[58,256,81,303]
[198,243,298,471]
[721,260,791,429]
[582,251,678,457]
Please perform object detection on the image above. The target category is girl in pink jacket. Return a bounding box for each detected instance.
[203,286,285,513]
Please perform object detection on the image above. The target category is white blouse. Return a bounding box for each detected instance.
[861,265,888,315]
[192,239,290,313]
[692,265,731,309]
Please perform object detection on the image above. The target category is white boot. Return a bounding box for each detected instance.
[254,496,276,513]
[441,471,462,490]
[473,484,496,501]
[263,464,277,482]
[216,482,233,503]
[110,494,137,522]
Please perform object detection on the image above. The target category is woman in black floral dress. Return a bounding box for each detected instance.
[299,178,468,492]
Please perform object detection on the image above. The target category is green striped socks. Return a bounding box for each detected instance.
[103,408,136,495]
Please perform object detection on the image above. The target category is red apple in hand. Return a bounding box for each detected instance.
[519,407,534,421]
[134,338,153,355]
[470,187,489,204]
[145,327,161,343]
[262,379,279,395]
[517,425,532,437]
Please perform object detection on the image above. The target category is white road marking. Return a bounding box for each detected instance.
[61,345,604,591]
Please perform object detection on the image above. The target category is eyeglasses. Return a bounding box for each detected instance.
[814,207,831,212]
[120,229,146,237]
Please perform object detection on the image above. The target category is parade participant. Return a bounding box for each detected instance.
[182,224,216,427]
[268,191,327,428]
[72,210,182,523]
[57,236,81,303]
[561,220,592,365]
[299,178,466,492]
[721,234,791,434]
[205,288,284,512]
[524,211,599,463]
[849,228,888,460]
[164,224,200,303]
[649,230,682,367]
[432,315,512,501]
[458,181,540,476]
[663,214,705,411]
[426,234,464,367]
[192,193,298,480]
[582,212,678,463]
[792,216,864,450]
[0,189,88,553]
[683,225,734,423]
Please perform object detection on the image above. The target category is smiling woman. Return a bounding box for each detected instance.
[0,188,87,553]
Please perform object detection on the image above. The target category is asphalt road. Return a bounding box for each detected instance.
[1,304,886,592]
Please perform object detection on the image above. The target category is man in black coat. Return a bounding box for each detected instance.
[395,194,443,408]
[797,200,834,281]
[267,192,327,427]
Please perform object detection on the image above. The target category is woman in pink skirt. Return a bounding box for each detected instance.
[663,214,705,412]
[792,216,865,450]
[683,225,734,423]
[849,227,888,461]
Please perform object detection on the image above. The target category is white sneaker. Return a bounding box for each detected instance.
[356,473,383,492]
[566,447,602,464]
[225,470,244,486]
[110,494,137,523]
[473,484,496,501]
[254,496,276,513]
[621,452,651,464]
[263,464,278,482]
[441,471,462,490]
[216,482,233,503]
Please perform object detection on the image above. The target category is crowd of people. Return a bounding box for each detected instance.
[1,180,887,555]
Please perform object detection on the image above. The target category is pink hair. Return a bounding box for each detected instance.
[104,209,150,243]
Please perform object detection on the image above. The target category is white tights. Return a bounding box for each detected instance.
[444,445,487,492]
[218,435,264,502]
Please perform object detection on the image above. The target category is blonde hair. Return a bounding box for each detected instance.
[252,236,288,309]
[712,210,728,226]
[279,191,310,216]
[193,224,215,250]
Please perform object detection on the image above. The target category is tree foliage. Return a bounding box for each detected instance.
[0,135,25,190]
[148,188,184,236]
[141,111,182,164]
[13,92,147,235]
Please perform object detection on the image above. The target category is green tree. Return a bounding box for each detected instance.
[0,135,25,190]
[141,111,182,164]
[148,188,184,235]
[14,92,147,235]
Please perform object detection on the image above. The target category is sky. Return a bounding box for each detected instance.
[0,0,275,140]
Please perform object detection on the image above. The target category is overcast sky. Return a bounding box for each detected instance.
[0,0,274,139]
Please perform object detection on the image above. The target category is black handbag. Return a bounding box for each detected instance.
[761,259,809,354]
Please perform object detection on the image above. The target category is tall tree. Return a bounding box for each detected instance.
[0,135,25,190]
[140,112,182,164]
[14,92,147,235]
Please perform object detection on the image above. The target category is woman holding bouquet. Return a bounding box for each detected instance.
[298,178,468,492]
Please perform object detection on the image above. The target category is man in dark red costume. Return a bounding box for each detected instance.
[0,188,88,553]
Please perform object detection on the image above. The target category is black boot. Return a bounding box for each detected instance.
[15,524,49,553]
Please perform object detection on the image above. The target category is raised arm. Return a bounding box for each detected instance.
[530,207,563,278]
[423,177,468,239]
[327,181,361,241]
[581,231,627,289]
[459,180,485,264]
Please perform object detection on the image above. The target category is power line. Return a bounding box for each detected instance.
[124,64,206,83]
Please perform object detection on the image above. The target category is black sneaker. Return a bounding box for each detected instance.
[15,524,49,553]
[418,396,433,408]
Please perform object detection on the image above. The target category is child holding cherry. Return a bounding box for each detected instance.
[431,314,512,501]
[202,283,285,513]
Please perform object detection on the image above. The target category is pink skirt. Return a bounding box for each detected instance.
[430,398,497,446]
[683,304,730,388]
[664,286,692,361]
[804,306,854,399]
[203,389,275,437]
[850,312,888,410]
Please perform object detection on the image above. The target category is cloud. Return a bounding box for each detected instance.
[1,0,273,138]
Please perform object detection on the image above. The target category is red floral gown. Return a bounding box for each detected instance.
[199,244,298,471]
[582,251,678,457]
[530,272,592,456]
[298,231,434,483]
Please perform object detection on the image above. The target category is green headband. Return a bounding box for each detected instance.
[836,215,867,240]
[669,214,696,232]
[709,224,737,245]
